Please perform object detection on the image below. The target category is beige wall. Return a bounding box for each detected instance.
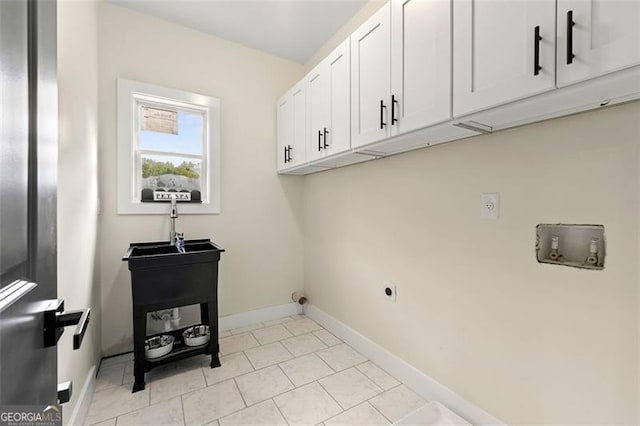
[57,0,101,422]
[97,3,305,355]
[303,102,640,424]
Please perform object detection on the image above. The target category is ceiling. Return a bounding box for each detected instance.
[110,0,369,64]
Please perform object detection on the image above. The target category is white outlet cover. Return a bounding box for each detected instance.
[381,282,397,302]
[481,193,500,219]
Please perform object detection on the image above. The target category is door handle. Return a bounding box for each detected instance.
[534,26,542,75]
[380,100,387,129]
[323,128,329,149]
[391,95,398,125]
[284,146,288,163]
[318,130,323,151]
[566,10,575,64]
[44,299,91,350]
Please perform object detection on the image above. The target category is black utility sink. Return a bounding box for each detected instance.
[123,239,224,268]
[122,238,225,393]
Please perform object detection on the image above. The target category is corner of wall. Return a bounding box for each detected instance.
[57,0,101,423]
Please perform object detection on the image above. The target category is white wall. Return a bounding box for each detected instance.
[57,0,101,422]
[303,102,640,424]
[97,3,305,355]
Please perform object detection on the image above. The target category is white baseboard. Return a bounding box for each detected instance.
[304,304,505,426]
[67,364,97,426]
[219,302,301,331]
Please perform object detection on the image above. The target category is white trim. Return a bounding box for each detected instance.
[218,302,301,331]
[304,304,506,426]
[67,364,97,426]
[117,78,221,215]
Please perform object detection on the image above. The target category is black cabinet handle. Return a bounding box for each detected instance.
[323,128,329,149]
[318,130,323,151]
[391,94,398,125]
[284,146,288,163]
[534,26,542,75]
[380,100,387,129]
[567,10,575,64]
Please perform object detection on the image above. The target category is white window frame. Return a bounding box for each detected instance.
[117,79,221,214]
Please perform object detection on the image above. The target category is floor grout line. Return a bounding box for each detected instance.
[314,379,346,423]
[232,377,249,408]
[368,401,394,424]
[179,394,186,426]
[270,397,290,425]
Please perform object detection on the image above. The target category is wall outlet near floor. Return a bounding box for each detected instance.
[481,193,500,219]
[381,282,397,302]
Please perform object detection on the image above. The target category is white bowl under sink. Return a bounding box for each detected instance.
[145,335,174,360]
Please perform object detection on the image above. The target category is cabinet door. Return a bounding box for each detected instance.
[453,0,556,116]
[289,82,307,167]
[307,65,329,162]
[351,2,391,148]
[557,0,640,87]
[326,39,351,156]
[276,95,292,171]
[391,0,451,135]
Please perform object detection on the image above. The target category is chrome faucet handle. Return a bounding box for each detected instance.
[175,233,185,253]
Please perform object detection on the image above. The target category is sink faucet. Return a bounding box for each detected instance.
[169,194,178,245]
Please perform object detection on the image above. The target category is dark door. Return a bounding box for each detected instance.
[0,0,59,404]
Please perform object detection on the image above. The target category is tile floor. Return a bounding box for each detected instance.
[86,315,427,425]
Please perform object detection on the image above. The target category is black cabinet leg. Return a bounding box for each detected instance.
[210,353,221,368]
[132,308,146,392]
[132,377,146,393]
[205,301,220,369]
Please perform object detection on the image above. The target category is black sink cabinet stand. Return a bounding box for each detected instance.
[122,239,225,393]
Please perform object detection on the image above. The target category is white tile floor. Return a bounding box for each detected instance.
[86,315,427,426]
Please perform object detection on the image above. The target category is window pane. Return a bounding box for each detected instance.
[139,109,203,155]
[141,154,202,193]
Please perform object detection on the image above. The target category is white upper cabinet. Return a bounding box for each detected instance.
[390,0,452,135]
[351,2,391,148]
[277,82,306,170]
[307,39,351,162]
[327,40,351,157]
[453,0,556,116]
[290,82,307,167]
[276,95,292,171]
[278,0,640,174]
[556,0,640,88]
[307,65,329,162]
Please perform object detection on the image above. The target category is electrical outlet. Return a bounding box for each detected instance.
[481,193,500,220]
[381,282,396,302]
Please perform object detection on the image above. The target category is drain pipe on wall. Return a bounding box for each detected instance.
[150,308,181,331]
[171,308,180,329]
[292,291,307,314]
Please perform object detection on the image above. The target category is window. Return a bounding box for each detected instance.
[117,79,220,214]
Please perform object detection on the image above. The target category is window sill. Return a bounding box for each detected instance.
[117,200,220,215]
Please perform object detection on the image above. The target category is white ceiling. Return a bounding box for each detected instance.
[109,0,369,64]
